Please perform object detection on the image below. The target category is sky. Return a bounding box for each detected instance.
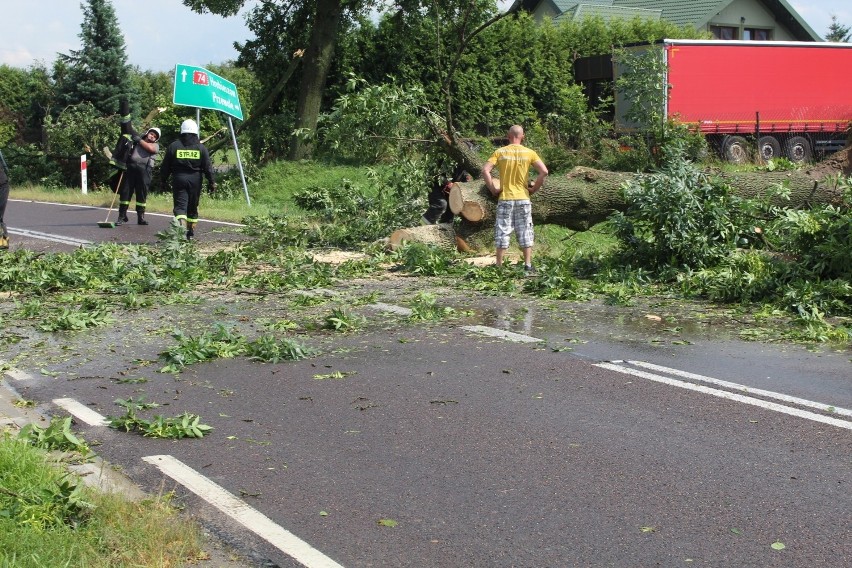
[0,1,849,72]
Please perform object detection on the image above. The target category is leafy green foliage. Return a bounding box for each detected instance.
[245,334,317,363]
[318,76,427,163]
[107,398,212,439]
[392,243,459,276]
[611,146,744,270]
[408,292,456,321]
[159,325,247,373]
[324,307,365,332]
[43,103,118,187]
[38,302,114,332]
[17,417,92,458]
[158,322,319,372]
[522,256,592,301]
[287,161,427,247]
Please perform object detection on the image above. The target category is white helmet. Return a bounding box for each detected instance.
[146,127,161,140]
[180,119,199,135]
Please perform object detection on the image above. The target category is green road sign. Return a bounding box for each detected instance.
[172,64,243,120]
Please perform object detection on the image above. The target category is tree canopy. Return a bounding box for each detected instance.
[56,0,133,116]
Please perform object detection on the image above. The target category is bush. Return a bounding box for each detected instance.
[611,144,744,270]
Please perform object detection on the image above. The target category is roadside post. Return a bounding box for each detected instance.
[80,154,87,194]
[172,64,250,206]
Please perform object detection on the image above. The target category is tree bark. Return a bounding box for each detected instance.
[288,0,341,161]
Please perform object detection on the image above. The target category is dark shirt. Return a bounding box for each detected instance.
[161,134,214,186]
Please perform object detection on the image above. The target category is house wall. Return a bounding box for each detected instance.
[707,0,798,41]
[532,0,564,24]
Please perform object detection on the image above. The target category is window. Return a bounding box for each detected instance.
[711,26,738,40]
[744,28,770,40]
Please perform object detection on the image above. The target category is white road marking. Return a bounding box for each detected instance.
[369,302,413,316]
[142,455,345,568]
[3,368,35,382]
[462,325,543,343]
[9,228,92,246]
[52,398,109,426]
[627,360,852,418]
[596,362,852,431]
[9,199,243,226]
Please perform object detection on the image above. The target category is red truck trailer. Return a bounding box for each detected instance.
[611,39,852,163]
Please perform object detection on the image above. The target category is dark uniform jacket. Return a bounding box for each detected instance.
[160,134,215,189]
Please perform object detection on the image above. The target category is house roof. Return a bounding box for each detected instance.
[561,3,662,24]
[508,0,821,41]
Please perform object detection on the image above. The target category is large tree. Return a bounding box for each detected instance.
[184,0,371,160]
[56,0,133,116]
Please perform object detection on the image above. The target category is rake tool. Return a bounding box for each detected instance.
[97,171,124,228]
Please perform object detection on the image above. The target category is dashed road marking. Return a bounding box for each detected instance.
[143,455,345,568]
[597,361,852,431]
[462,325,542,343]
[369,302,413,316]
[3,368,35,382]
[52,397,109,426]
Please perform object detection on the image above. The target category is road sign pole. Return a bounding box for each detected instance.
[228,116,251,207]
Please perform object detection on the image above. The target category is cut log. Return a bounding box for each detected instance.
[448,179,497,222]
[389,223,458,250]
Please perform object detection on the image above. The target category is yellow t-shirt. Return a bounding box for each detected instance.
[487,144,542,201]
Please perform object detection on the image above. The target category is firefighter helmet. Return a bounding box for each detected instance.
[179,119,199,135]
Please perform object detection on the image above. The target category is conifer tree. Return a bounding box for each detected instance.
[56,0,132,115]
[825,15,851,43]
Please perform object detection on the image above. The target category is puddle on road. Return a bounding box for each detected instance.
[467,298,738,346]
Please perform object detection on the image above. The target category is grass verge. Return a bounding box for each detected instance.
[0,432,206,567]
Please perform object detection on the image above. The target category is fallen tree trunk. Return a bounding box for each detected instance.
[392,122,850,251]
[448,166,844,231]
[388,159,849,252]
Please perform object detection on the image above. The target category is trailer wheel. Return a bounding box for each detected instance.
[757,136,782,161]
[723,136,751,164]
[785,136,812,163]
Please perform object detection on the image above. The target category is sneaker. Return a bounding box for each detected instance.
[523,264,536,277]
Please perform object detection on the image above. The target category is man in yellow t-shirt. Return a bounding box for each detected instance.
[482,125,548,272]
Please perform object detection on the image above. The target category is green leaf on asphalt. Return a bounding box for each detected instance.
[730,528,743,535]
[771,541,785,551]
[320,511,328,517]
[377,518,397,527]
[313,371,352,380]
[640,526,656,533]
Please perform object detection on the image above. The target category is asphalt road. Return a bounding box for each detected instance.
[5,198,242,251]
[1,200,850,568]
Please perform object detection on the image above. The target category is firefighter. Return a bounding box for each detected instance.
[160,119,215,239]
[108,99,160,225]
[117,126,160,225]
